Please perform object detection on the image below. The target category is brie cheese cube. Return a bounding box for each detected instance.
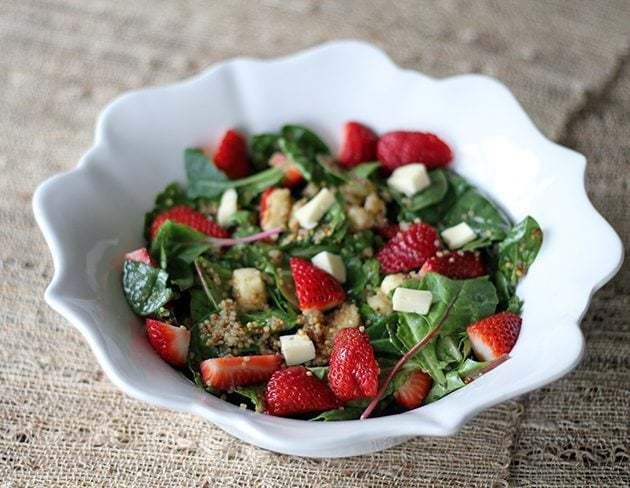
[387,163,431,197]
[380,273,406,295]
[392,288,433,315]
[217,188,238,227]
[280,333,316,365]
[294,188,336,229]
[311,251,346,283]
[441,222,476,249]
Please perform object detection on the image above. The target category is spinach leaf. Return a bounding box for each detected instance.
[186,148,284,201]
[232,385,266,412]
[188,320,219,366]
[410,170,470,224]
[249,133,280,170]
[425,370,465,403]
[345,257,380,301]
[350,161,381,179]
[194,257,231,310]
[122,260,173,316]
[168,257,194,291]
[405,169,449,211]
[441,188,511,241]
[150,220,211,265]
[497,216,543,290]
[456,358,489,378]
[190,288,213,323]
[307,366,328,380]
[310,407,364,421]
[143,182,189,239]
[436,335,463,365]
[281,125,330,155]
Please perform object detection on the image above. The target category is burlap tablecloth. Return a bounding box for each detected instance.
[1,1,629,486]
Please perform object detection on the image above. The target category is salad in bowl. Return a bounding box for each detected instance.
[122,121,542,420]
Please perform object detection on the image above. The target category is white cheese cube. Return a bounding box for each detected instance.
[232,268,267,311]
[392,288,433,315]
[217,188,238,227]
[380,273,407,295]
[311,251,346,283]
[294,188,336,229]
[441,222,476,249]
[280,333,316,365]
[387,163,431,197]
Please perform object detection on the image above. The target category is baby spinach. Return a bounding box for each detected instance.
[345,257,380,301]
[150,220,211,267]
[497,216,543,288]
[249,133,280,170]
[310,407,365,421]
[425,370,465,403]
[441,188,511,241]
[143,182,189,239]
[122,260,173,316]
[351,161,381,179]
[232,385,266,412]
[281,125,330,155]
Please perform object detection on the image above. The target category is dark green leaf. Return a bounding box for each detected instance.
[150,220,211,265]
[425,370,465,403]
[350,161,381,179]
[143,182,189,240]
[407,169,449,211]
[122,260,173,316]
[307,366,328,380]
[232,385,266,412]
[249,133,280,170]
[310,407,364,421]
[190,288,213,323]
[281,125,330,155]
[497,216,543,290]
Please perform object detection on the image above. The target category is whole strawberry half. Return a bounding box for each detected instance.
[467,311,522,361]
[213,129,251,179]
[269,152,304,187]
[149,205,229,241]
[145,319,191,368]
[264,366,340,417]
[338,121,378,168]
[377,131,452,172]
[125,247,154,266]
[200,354,282,390]
[328,327,380,402]
[289,257,346,311]
[393,369,432,410]
[376,222,441,273]
[420,251,486,279]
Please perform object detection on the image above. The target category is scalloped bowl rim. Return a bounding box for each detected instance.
[32,40,623,457]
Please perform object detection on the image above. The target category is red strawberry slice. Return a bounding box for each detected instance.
[200,354,282,390]
[376,223,401,240]
[377,131,452,172]
[328,327,380,402]
[264,366,340,416]
[149,205,229,241]
[376,222,441,273]
[338,121,378,168]
[259,187,274,223]
[145,319,190,368]
[269,152,304,187]
[125,247,154,266]
[393,369,432,410]
[213,129,251,179]
[420,251,486,279]
[467,312,522,361]
[289,257,346,311]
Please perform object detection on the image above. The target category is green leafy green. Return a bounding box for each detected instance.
[307,366,328,380]
[249,133,280,170]
[310,407,364,421]
[350,161,381,179]
[281,125,330,155]
[232,385,266,412]
[143,182,190,239]
[122,261,173,316]
[442,188,511,241]
[150,220,211,266]
[345,257,380,301]
[425,370,465,403]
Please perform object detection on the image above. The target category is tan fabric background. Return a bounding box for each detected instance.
[1,1,629,486]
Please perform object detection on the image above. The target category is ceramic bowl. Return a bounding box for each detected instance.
[33,40,623,457]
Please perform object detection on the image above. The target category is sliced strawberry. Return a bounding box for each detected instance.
[393,369,432,410]
[376,222,441,273]
[145,319,190,368]
[338,121,378,168]
[125,247,154,266]
[269,152,303,187]
[200,354,282,390]
[213,129,251,179]
[420,251,486,279]
[377,131,452,172]
[149,205,229,241]
[376,223,401,240]
[289,257,346,311]
[467,312,522,361]
[328,328,380,402]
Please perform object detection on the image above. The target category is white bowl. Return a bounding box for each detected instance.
[33,40,623,458]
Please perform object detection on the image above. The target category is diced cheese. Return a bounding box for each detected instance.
[232,268,267,311]
[392,288,433,315]
[294,188,336,229]
[441,222,476,249]
[387,163,431,197]
[260,188,292,231]
[217,188,238,227]
[380,273,406,295]
[311,251,346,283]
[280,333,316,365]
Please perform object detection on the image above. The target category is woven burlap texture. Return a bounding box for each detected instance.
[1,1,629,486]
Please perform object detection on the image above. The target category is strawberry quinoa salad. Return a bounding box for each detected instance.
[122,122,543,420]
